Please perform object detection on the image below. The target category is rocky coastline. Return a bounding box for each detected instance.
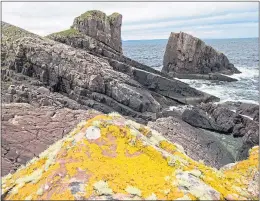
[1,10,259,200]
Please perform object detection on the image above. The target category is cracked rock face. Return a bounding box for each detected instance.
[71,10,122,53]
[1,103,101,176]
[162,32,241,75]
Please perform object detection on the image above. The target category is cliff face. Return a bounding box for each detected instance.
[162,32,241,75]
[71,10,122,53]
[2,114,259,200]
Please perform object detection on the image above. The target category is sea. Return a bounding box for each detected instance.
[123,38,259,104]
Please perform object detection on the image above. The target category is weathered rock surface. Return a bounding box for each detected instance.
[1,103,101,176]
[71,10,123,53]
[221,101,259,121]
[47,16,220,106]
[4,36,161,120]
[162,32,241,80]
[2,21,220,125]
[2,114,258,200]
[170,72,238,82]
[182,108,224,131]
[148,116,235,168]
[181,103,259,160]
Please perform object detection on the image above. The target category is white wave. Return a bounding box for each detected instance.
[230,66,259,80]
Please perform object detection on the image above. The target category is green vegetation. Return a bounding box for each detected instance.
[108,12,121,23]
[46,28,83,38]
[76,10,108,22]
[74,10,121,24]
[1,21,37,43]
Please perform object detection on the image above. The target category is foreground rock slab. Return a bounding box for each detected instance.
[1,103,101,176]
[2,114,258,200]
[148,116,235,168]
[162,32,241,81]
[181,102,259,161]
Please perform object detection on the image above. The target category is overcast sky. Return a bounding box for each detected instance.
[2,2,259,40]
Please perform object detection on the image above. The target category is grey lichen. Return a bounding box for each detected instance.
[93,180,113,195]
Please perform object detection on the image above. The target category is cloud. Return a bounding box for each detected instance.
[2,2,259,40]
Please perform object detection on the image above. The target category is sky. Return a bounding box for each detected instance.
[2,2,259,40]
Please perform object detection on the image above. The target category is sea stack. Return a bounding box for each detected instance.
[71,10,123,53]
[162,32,241,80]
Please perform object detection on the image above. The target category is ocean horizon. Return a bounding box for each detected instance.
[123,37,259,104]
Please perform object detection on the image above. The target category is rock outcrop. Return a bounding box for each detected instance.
[162,32,241,81]
[1,103,101,176]
[2,21,220,124]
[71,10,122,53]
[181,103,259,160]
[2,114,259,200]
[148,116,235,168]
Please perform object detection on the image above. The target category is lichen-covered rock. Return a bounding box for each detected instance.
[2,114,258,200]
[162,32,241,76]
[71,10,122,53]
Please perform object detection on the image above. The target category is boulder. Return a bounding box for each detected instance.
[2,114,258,200]
[182,108,224,132]
[162,32,241,78]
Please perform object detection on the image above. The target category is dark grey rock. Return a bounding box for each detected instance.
[162,32,241,78]
[181,103,259,161]
[148,116,235,168]
[169,72,238,82]
[182,108,225,132]
[71,10,122,53]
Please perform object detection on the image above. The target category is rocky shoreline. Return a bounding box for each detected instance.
[1,9,259,200]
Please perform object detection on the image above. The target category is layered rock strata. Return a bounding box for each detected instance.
[162,32,241,81]
[2,21,219,124]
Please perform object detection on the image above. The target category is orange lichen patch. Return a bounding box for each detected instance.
[2,114,259,200]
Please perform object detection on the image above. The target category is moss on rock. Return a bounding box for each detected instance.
[1,21,38,43]
[76,10,108,22]
[46,28,83,38]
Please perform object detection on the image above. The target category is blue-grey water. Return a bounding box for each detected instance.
[123,38,259,104]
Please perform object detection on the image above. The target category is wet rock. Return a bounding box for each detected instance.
[170,72,238,82]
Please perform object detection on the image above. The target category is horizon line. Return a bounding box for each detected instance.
[122,37,258,42]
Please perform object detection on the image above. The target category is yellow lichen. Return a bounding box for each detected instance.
[1,114,258,200]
